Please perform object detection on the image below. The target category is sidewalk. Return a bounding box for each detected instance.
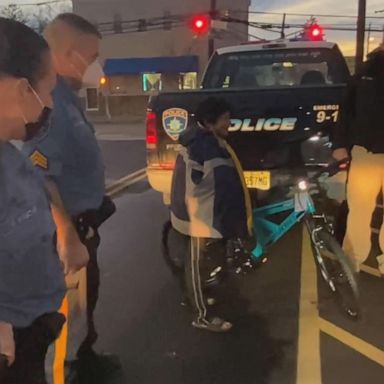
[95,122,146,141]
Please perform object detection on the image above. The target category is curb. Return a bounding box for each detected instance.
[106,168,147,197]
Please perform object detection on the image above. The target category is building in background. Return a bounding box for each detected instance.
[72,0,250,119]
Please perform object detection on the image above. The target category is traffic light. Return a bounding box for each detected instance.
[189,14,211,35]
[306,23,324,41]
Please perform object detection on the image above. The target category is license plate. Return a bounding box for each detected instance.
[244,171,271,190]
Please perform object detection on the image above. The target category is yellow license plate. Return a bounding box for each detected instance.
[244,171,271,190]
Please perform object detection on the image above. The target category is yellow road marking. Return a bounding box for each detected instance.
[320,318,384,367]
[296,227,384,382]
[106,168,147,197]
[360,264,382,278]
[296,227,322,384]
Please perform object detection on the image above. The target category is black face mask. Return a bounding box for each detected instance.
[24,107,52,141]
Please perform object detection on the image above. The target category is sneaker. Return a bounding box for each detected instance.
[192,317,233,333]
[181,297,216,307]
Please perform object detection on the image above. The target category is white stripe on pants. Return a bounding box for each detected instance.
[190,237,207,322]
[343,146,384,265]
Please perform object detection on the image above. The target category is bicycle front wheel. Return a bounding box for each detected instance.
[308,224,361,319]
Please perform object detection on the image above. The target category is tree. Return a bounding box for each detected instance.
[31,5,54,33]
[1,4,27,23]
[30,2,72,33]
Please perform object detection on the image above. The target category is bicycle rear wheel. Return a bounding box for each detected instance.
[307,224,361,319]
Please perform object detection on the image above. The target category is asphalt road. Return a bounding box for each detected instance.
[94,186,301,384]
[92,140,384,384]
[99,139,146,183]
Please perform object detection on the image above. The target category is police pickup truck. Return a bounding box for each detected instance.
[146,40,350,204]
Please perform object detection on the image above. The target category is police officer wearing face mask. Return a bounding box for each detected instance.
[0,18,66,383]
[22,13,115,383]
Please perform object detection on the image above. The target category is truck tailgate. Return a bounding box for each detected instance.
[148,85,345,171]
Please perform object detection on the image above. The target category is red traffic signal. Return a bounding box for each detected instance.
[189,14,211,35]
[306,24,324,41]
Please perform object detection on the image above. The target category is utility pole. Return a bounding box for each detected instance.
[382,24,384,45]
[355,0,366,73]
[208,0,216,58]
[376,9,384,44]
[281,13,286,39]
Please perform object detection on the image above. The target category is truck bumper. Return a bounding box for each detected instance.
[147,168,173,205]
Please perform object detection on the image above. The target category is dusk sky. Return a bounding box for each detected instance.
[0,0,383,55]
[250,0,384,55]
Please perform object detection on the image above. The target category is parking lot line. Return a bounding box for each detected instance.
[360,264,382,278]
[319,318,384,367]
[296,228,322,384]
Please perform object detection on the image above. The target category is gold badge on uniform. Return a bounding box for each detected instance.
[30,150,48,169]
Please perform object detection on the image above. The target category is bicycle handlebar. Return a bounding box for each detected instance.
[308,158,350,183]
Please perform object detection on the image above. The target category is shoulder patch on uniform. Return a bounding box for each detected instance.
[30,150,48,169]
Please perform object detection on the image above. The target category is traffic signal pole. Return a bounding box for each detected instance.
[281,13,286,39]
[208,0,217,58]
[355,0,366,73]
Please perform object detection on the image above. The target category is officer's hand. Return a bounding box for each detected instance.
[0,322,15,366]
[332,148,349,162]
[58,238,90,275]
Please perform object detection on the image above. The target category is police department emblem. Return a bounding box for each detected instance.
[162,108,188,141]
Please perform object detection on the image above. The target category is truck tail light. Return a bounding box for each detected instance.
[159,162,175,170]
[146,111,158,147]
[146,110,176,171]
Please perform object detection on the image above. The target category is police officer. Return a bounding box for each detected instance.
[0,18,66,383]
[333,46,384,273]
[22,13,114,382]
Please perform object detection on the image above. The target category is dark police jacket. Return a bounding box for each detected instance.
[334,49,384,153]
[170,123,251,239]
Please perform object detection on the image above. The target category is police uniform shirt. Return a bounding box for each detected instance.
[0,142,65,328]
[22,76,106,217]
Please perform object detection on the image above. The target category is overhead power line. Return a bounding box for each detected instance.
[2,0,68,7]
[242,9,384,19]
[72,11,384,38]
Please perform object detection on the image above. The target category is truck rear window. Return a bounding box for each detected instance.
[202,47,349,89]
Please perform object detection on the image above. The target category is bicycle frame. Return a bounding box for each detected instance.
[251,191,316,260]
[248,162,360,319]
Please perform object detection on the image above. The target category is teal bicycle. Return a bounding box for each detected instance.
[250,160,360,318]
[162,161,360,319]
